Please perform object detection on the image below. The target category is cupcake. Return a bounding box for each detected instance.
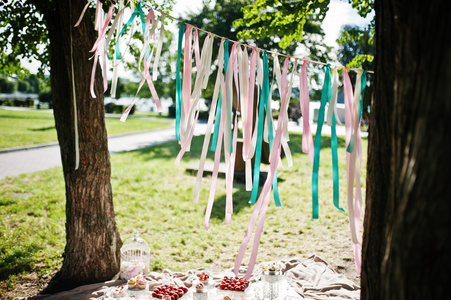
[127,278,137,289]
[195,283,205,293]
[137,277,147,289]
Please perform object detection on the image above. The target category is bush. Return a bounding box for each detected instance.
[38,88,52,103]
[105,102,134,115]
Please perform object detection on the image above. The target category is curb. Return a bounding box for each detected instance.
[0,142,60,154]
[0,127,174,154]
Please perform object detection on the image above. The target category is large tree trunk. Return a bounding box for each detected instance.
[41,0,122,286]
[362,0,451,299]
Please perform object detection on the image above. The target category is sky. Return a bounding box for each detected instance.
[21,0,374,74]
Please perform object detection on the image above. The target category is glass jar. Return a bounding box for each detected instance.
[120,233,151,280]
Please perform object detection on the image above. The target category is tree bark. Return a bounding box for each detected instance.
[362,0,451,299]
[42,0,122,286]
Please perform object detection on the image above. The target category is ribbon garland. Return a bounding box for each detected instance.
[81,1,373,277]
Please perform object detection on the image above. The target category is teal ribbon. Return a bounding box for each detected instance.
[346,70,368,153]
[250,51,280,206]
[211,39,229,151]
[330,109,343,212]
[175,22,185,141]
[358,70,367,122]
[115,4,140,60]
[312,64,332,219]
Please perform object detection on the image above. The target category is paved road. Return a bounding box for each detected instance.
[0,117,366,180]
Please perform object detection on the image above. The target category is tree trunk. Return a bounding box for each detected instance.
[362,0,451,299]
[42,0,122,286]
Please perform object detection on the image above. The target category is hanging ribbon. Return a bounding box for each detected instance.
[152,13,165,81]
[343,68,363,274]
[175,22,186,141]
[192,38,225,203]
[249,51,269,205]
[234,50,291,279]
[211,39,229,152]
[299,60,314,164]
[243,47,257,191]
[180,24,194,143]
[358,70,367,122]
[89,1,114,98]
[224,42,239,224]
[204,70,229,231]
[329,68,343,212]
[175,33,214,164]
[311,64,332,219]
[108,0,125,98]
[120,8,162,122]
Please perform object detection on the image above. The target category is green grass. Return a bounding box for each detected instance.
[0,132,367,298]
[0,108,173,149]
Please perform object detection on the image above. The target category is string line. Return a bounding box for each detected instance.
[157,7,375,74]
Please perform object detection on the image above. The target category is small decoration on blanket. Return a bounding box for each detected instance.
[261,263,281,275]
[111,285,127,298]
[217,276,249,292]
[197,271,210,284]
[195,283,205,293]
[151,285,188,299]
[261,263,283,299]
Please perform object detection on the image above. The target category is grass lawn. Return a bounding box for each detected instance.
[0,108,173,149]
[0,131,367,299]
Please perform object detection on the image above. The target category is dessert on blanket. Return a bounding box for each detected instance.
[151,284,188,299]
[217,276,249,292]
[195,283,205,293]
[197,272,210,284]
[128,277,137,289]
[137,276,147,289]
[112,285,126,298]
[262,264,281,275]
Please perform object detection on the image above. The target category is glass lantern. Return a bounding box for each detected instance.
[261,262,283,299]
[120,233,151,280]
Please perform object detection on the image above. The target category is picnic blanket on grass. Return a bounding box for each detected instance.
[28,256,360,299]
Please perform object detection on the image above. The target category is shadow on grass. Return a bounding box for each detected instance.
[288,133,347,152]
[29,126,55,131]
[209,182,252,222]
[132,135,218,163]
[0,244,41,281]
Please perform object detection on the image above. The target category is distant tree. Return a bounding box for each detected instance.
[38,87,51,103]
[183,0,331,106]
[337,25,374,70]
[17,79,30,92]
[26,74,41,93]
[337,24,374,125]
[0,77,16,93]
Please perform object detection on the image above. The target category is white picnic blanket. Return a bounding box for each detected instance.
[28,256,360,299]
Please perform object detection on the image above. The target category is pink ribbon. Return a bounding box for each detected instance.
[343,68,363,274]
[299,60,314,164]
[234,57,291,279]
[89,1,114,98]
[180,24,194,141]
[192,39,225,204]
[121,8,161,122]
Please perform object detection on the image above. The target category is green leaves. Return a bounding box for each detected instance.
[235,0,330,49]
[0,0,50,76]
[346,54,374,69]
